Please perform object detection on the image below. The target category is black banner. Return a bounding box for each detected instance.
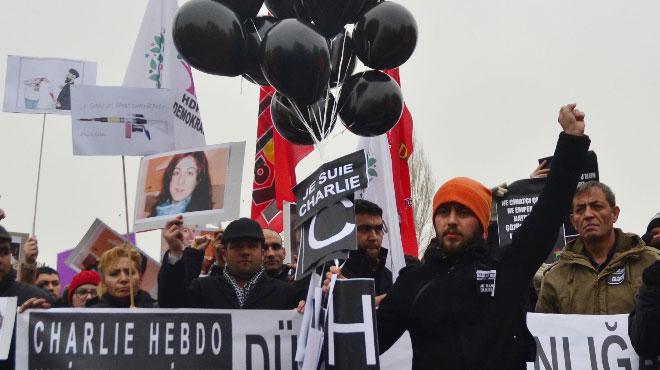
[293,150,367,227]
[295,196,355,280]
[496,180,565,263]
[326,279,379,370]
[17,309,301,370]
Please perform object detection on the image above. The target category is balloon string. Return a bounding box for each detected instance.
[249,19,264,42]
[329,32,351,136]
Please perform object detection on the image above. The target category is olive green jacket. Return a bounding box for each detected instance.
[536,229,660,314]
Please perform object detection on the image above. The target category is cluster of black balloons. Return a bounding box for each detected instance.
[173,0,418,145]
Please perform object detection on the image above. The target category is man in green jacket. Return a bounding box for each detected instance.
[536,181,660,314]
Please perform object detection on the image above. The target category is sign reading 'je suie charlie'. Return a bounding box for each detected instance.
[16,309,300,370]
[293,150,368,227]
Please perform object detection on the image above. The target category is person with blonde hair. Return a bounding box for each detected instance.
[88,244,157,308]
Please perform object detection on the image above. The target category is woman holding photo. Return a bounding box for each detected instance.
[151,151,213,217]
[88,245,157,308]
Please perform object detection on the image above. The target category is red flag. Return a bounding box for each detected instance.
[251,87,313,232]
[384,69,419,256]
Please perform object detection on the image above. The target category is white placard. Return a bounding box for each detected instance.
[133,142,246,232]
[3,55,96,114]
[71,85,173,156]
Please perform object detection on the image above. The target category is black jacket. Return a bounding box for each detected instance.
[342,247,393,295]
[88,290,157,308]
[377,132,590,370]
[158,252,299,309]
[629,260,660,358]
[0,269,54,370]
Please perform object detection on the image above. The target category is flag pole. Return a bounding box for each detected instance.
[121,156,130,235]
[31,113,47,236]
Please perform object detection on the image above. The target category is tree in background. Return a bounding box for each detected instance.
[409,135,436,255]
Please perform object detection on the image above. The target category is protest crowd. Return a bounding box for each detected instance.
[1,103,659,369]
[2,0,660,369]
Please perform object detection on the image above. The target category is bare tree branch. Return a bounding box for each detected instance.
[409,135,436,256]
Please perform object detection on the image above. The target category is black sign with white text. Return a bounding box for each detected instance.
[293,150,367,227]
[326,279,379,370]
[295,196,355,280]
[16,308,301,370]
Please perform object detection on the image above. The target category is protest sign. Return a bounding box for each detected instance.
[71,86,174,156]
[7,232,29,266]
[123,0,206,149]
[0,297,17,360]
[293,150,368,227]
[134,142,245,232]
[3,55,97,114]
[495,179,566,263]
[526,313,659,370]
[282,202,298,264]
[295,196,355,280]
[16,308,301,370]
[326,279,379,370]
[66,219,160,297]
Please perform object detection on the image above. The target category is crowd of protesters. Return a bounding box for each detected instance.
[0,103,659,369]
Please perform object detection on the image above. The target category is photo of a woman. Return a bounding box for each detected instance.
[134,142,244,233]
[149,151,213,217]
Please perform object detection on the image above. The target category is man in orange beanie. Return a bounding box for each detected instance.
[326,104,591,370]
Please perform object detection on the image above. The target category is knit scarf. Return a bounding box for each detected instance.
[223,266,265,308]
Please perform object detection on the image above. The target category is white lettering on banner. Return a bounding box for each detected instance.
[327,295,377,366]
[526,313,660,370]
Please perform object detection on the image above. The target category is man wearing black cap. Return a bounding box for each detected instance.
[55,68,79,110]
[158,217,300,309]
[643,212,660,249]
[0,226,53,370]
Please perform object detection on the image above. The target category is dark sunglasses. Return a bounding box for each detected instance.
[264,243,283,250]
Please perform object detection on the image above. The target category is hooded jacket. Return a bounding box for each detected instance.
[376,132,590,370]
[536,230,660,314]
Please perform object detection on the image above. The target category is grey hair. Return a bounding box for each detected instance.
[574,181,616,207]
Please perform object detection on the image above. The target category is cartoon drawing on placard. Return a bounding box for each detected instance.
[3,55,97,114]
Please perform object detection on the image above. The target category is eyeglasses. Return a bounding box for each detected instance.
[75,288,98,298]
[357,223,387,234]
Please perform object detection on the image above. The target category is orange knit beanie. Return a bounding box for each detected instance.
[432,177,492,237]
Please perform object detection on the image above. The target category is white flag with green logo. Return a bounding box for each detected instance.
[123,0,206,149]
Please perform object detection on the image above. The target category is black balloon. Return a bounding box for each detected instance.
[260,19,331,105]
[212,0,264,20]
[243,16,277,85]
[271,92,337,145]
[304,0,366,38]
[264,0,311,21]
[328,31,356,87]
[353,1,418,70]
[173,0,248,76]
[352,0,381,22]
[338,70,403,137]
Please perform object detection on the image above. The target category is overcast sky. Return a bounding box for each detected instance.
[1,0,659,267]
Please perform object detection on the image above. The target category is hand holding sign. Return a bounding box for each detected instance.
[163,216,185,257]
[558,103,585,136]
[23,237,38,265]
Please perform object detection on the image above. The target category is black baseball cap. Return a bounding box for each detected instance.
[0,225,11,242]
[221,218,265,245]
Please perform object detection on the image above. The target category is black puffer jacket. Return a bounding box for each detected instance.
[629,260,660,358]
[0,269,54,370]
[376,132,590,370]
